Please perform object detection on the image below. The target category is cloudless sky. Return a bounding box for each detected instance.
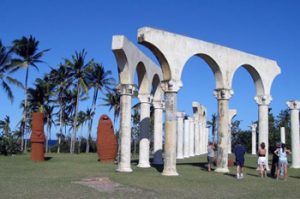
[1,0,300,139]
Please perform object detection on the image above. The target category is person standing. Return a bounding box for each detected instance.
[257,142,267,178]
[275,143,291,180]
[234,140,246,179]
[207,142,215,172]
[270,142,281,178]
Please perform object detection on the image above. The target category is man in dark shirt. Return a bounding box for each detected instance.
[234,140,246,179]
[270,142,281,178]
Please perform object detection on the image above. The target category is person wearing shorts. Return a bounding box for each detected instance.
[234,140,246,179]
[275,143,291,180]
[257,142,267,178]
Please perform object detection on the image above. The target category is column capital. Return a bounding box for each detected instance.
[116,84,136,96]
[254,95,272,105]
[287,100,300,110]
[176,112,185,118]
[153,100,165,109]
[138,93,153,104]
[250,123,257,132]
[213,89,234,100]
[161,79,183,93]
[188,116,194,122]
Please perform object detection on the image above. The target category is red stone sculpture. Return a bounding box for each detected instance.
[97,114,117,162]
[30,112,45,161]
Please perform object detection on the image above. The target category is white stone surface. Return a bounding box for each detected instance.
[251,123,257,155]
[287,100,300,168]
[152,100,164,165]
[184,118,190,158]
[189,117,195,157]
[280,127,286,144]
[192,102,201,156]
[176,112,185,159]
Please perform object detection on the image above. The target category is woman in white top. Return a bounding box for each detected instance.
[275,143,291,180]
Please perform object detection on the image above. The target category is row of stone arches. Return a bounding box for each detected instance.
[112,27,281,176]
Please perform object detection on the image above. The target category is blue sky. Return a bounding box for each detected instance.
[1,0,300,139]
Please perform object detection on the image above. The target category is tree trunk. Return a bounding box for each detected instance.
[86,88,98,153]
[57,98,64,153]
[21,67,29,152]
[71,82,80,154]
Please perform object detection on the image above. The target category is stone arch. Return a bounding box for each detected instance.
[151,74,163,101]
[231,64,265,96]
[135,62,150,94]
[138,35,171,81]
[180,53,224,89]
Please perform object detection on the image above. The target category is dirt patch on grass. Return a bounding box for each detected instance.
[73,177,155,196]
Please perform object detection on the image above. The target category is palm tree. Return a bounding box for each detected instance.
[84,108,95,153]
[85,62,115,152]
[207,113,217,144]
[0,115,11,135]
[65,50,92,153]
[49,64,72,153]
[0,40,23,103]
[44,105,55,153]
[10,35,49,151]
[102,89,120,123]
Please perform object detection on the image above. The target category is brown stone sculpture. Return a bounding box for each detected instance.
[97,114,117,162]
[30,112,45,161]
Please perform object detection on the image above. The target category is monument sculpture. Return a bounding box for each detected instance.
[31,112,45,161]
[97,114,117,162]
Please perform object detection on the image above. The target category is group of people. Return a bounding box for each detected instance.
[207,141,291,180]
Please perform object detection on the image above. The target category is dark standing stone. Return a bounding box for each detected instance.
[97,114,117,162]
[30,112,45,161]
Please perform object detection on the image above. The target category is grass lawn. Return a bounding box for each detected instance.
[1,153,300,199]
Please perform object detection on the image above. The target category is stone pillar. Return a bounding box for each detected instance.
[192,102,201,155]
[161,80,181,176]
[280,127,286,144]
[198,105,207,155]
[287,100,300,168]
[116,84,135,172]
[176,112,185,159]
[152,100,165,165]
[251,123,257,155]
[137,93,152,168]
[205,127,209,153]
[255,95,272,170]
[183,117,190,158]
[228,109,237,154]
[189,117,195,157]
[214,89,233,173]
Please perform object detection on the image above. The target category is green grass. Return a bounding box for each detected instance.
[1,153,300,199]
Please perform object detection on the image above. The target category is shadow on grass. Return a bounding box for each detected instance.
[244,165,257,170]
[45,157,53,161]
[130,159,139,165]
[151,164,164,173]
[247,173,259,177]
[176,162,208,171]
[290,176,300,179]
[224,173,236,178]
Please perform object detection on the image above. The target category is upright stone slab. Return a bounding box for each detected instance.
[31,112,45,161]
[287,100,300,168]
[189,117,195,157]
[251,123,257,155]
[176,112,185,159]
[97,114,117,162]
[228,109,237,154]
[280,127,286,144]
[183,117,190,158]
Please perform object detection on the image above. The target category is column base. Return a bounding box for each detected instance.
[215,167,230,173]
[176,156,184,159]
[137,163,151,168]
[195,153,200,156]
[162,168,179,176]
[252,153,256,155]
[290,165,300,169]
[116,167,133,172]
[189,153,195,157]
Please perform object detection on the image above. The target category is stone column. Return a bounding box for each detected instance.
[198,105,206,155]
[116,84,135,172]
[161,80,181,176]
[255,95,272,170]
[205,127,209,153]
[228,109,237,154]
[189,117,195,157]
[192,102,200,155]
[183,117,190,158]
[280,127,286,144]
[214,89,233,173]
[152,100,165,165]
[251,123,257,155]
[137,93,152,168]
[176,112,185,159]
[287,100,300,168]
